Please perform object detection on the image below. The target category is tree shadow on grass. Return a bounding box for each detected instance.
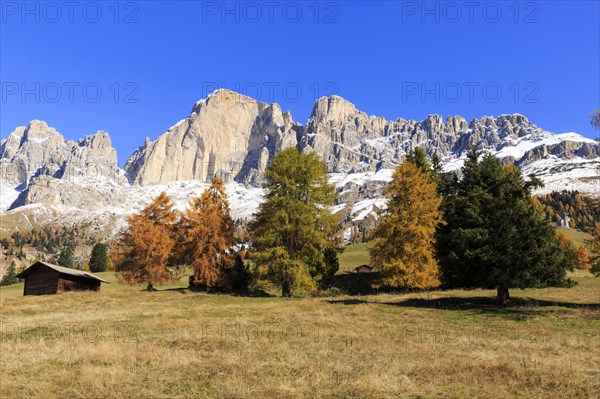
[395,296,598,309]
[327,299,368,305]
[327,295,600,320]
[162,288,189,294]
[160,287,275,298]
[376,296,600,318]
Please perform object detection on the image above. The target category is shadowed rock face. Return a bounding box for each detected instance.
[123,89,300,186]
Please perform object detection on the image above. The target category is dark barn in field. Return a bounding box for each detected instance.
[16,261,109,296]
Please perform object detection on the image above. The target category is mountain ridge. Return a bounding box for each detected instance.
[1,89,598,237]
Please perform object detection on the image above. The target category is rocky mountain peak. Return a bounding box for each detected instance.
[76,130,113,150]
[424,114,444,132]
[1,122,120,190]
[309,96,360,125]
[191,89,261,114]
[124,90,300,186]
[1,127,26,160]
[21,120,59,141]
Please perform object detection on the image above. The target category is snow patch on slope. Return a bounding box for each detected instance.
[495,132,596,160]
[0,184,20,212]
[329,169,394,188]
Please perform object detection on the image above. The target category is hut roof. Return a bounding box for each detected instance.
[16,261,110,283]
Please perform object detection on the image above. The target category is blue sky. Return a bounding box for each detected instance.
[2,1,599,165]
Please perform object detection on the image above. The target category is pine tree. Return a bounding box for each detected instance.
[179,178,235,291]
[575,244,591,270]
[89,243,109,272]
[431,150,443,184]
[250,148,338,297]
[369,162,442,290]
[405,147,430,174]
[227,251,252,294]
[111,192,177,291]
[437,149,576,305]
[57,244,74,267]
[0,260,18,286]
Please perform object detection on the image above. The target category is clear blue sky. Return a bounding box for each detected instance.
[2,1,599,165]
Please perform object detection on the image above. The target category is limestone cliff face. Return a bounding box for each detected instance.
[300,96,475,173]
[1,121,122,211]
[1,121,67,185]
[124,89,301,185]
[0,120,120,188]
[301,97,599,173]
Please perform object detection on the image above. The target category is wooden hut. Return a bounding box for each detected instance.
[16,261,109,296]
[355,264,373,273]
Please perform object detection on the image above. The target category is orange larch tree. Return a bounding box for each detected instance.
[369,161,443,290]
[179,178,235,291]
[575,244,591,270]
[111,192,178,291]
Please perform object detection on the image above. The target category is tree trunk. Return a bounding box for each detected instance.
[282,279,293,298]
[497,286,510,306]
[146,282,156,291]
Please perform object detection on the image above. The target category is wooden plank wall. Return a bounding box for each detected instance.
[23,269,59,295]
[58,275,101,292]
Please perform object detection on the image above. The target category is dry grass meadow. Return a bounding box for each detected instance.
[1,250,599,398]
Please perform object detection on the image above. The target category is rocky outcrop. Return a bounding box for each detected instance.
[1,121,122,211]
[301,98,599,174]
[516,140,600,166]
[9,175,127,210]
[124,89,301,185]
[0,121,121,188]
[1,121,67,186]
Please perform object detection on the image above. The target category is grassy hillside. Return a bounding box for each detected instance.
[338,243,371,273]
[1,273,599,398]
[556,226,594,249]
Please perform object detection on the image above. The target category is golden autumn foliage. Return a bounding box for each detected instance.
[556,232,578,259]
[575,244,591,270]
[178,178,234,290]
[555,232,577,270]
[111,192,178,290]
[369,162,443,290]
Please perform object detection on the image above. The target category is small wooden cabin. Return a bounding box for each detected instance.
[16,261,109,296]
[355,264,373,273]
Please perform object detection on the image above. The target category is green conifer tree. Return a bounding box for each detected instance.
[250,148,338,297]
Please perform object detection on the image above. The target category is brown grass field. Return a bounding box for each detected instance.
[1,262,599,399]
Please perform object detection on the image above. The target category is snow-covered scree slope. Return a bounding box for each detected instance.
[1,90,598,237]
[0,179,265,237]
